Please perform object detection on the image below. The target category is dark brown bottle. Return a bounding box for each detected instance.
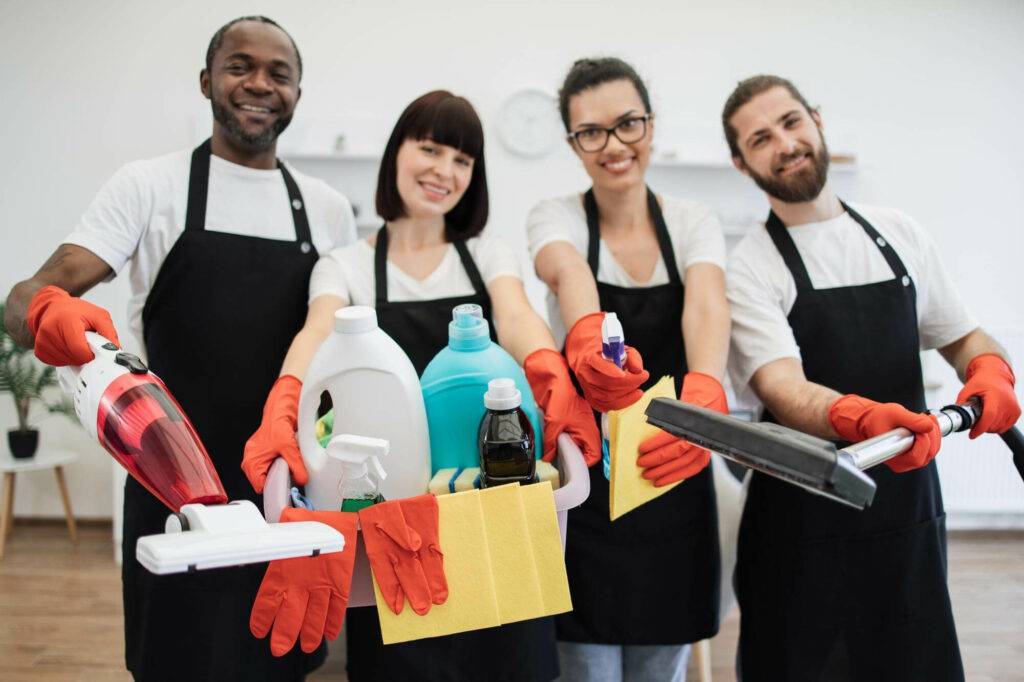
[478,378,536,488]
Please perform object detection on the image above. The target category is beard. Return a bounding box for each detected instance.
[210,99,293,152]
[746,138,830,204]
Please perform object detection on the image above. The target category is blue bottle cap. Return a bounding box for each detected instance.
[449,304,491,350]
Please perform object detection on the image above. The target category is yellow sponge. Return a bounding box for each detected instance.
[428,468,459,496]
[453,468,480,492]
[534,461,560,490]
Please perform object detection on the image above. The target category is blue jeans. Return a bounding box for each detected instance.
[557,641,691,682]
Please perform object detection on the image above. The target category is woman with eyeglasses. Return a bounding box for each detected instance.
[527,58,730,681]
[243,90,601,681]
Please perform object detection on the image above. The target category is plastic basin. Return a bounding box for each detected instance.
[264,432,590,608]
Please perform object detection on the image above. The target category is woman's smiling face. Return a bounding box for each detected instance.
[395,138,475,219]
[566,78,653,192]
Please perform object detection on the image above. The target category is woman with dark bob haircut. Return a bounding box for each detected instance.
[526,58,730,680]
[243,90,601,681]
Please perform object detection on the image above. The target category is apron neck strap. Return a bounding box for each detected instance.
[841,201,910,280]
[185,139,312,249]
[583,187,681,285]
[766,200,911,292]
[374,225,390,303]
[184,140,212,234]
[279,162,313,247]
[374,225,487,305]
[452,238,488,295]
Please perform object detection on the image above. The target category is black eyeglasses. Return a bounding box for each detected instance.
[567,114,652,152]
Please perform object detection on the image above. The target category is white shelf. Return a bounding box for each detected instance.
[283,152,381,163]
[650,154,857,173]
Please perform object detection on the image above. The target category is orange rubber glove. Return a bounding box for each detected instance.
[397,494,448,606]
[956,354,1021,439]
[25,285,120,366]
[250,508,358,657]
[524,348,602,466]
[829,394,941,473]
[564,312,649,412]
[242,375,308,492]
[637,372,728,487]
[359,495,447,616]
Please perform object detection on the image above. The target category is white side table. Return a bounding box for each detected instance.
[0,449,79,558]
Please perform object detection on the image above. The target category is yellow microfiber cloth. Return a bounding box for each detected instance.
[373,489,500,642]
[608,375,681,521]
[479,484,545,623]
[520,482,572,615]
[373,482,571,644]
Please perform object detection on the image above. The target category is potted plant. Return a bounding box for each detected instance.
[0,303,75,458]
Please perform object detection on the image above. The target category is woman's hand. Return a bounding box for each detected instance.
[242,375,308,492]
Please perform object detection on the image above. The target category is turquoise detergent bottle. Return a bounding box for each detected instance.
[421,304,542,472]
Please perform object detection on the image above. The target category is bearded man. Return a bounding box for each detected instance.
[721,75,1019,682]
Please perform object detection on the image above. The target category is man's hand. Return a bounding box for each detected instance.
[25,285,120,365]
[829,394,941,473]
[956,354,1021,438]
[6,244,113,349]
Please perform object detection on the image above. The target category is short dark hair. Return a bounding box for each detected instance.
[205,16,303,80]
[721,75,814,158]
[557,57,652,131]
[376,90,489,242]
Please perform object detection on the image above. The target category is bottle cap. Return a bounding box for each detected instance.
[334,306,378,334]
[448,303,491,349]
[484,377,521,410]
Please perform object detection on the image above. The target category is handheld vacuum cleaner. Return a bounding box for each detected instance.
[645,397,1024,510]
[58,332,345,574]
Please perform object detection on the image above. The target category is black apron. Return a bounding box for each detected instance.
[123,140,322,680]
[344,225,559,682]
[557,188,721,645]
[735,203,963,682]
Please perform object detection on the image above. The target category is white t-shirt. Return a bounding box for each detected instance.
[727,202,978,399]
[526,193,727,344]
[64,149,357,350]
[308,230,521,306]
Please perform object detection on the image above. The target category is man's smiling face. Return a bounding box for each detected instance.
[729,85,830,204]
[201,20,301,152]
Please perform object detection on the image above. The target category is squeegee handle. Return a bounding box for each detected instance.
[844,400,981,470]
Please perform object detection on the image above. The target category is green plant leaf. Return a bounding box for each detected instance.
[0,302,68,431]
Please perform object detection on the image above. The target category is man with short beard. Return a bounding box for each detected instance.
[722,75,1019,682]
[4,16,356,681]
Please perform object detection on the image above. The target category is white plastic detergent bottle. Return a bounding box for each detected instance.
[297,306,430,510]
[420,303,542,472]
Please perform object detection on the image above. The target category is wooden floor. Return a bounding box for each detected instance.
[0,522,1020,681]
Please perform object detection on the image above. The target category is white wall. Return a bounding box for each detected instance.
[2,0,1022,519]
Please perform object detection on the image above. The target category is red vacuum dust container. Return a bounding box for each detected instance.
[97,372,227,511]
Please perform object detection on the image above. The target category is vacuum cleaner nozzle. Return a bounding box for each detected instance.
[644,398,877,509]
